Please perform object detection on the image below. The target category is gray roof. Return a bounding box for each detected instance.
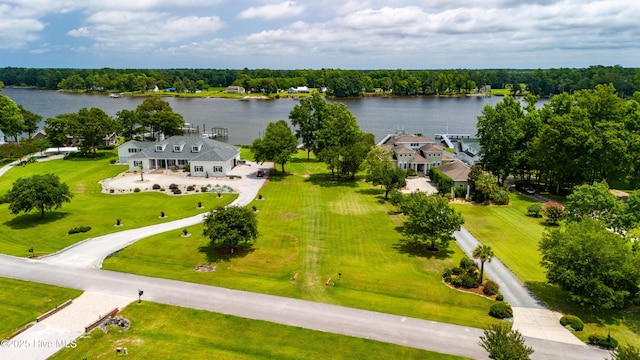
[124,136,239,162]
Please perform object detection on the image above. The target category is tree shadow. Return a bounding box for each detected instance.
[304,173,359,188]
[392,240,454,260]
[355,188,384,196]
[198,243,256,263]
[4,211,70,229]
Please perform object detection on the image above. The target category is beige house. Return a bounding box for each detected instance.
[437,161,471,190]
[380,134,445,175]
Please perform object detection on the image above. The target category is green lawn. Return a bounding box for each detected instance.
[0,277,82,340]
[50,302,466,360]
[0,151,236,256]
[454,195,640,348]
[104,153,500,329]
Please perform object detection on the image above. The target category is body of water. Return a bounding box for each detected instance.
[2,88,541,145]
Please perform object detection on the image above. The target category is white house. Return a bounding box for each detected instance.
[118,136,240,177]
[226,86,246,94]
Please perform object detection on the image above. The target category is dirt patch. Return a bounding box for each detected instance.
[194,264,217,272]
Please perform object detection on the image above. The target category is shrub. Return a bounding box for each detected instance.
[152,184,161,190]
[496,294,504,301]
[588,333,618,349]
[560,315,584,331]
[406,168,417,177]
[451,277,463,287]
[186,185,195,191]
[201,186,208,193]
[489,303,513,319]
[527,203,543,217]
[459,256,474,270]
[169,184,179,190]
[183,164,190,172]
[459,273,478,288]
[134,187,141,193]
[172,189,182,195]
[442,268,452,278]
[451,267,463,275]
[160,188,165,192]
[109,159,117,164]
[68,226,91,235]
[483,280,500,296]
[492,190,510,205]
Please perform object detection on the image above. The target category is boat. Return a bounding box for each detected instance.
[109,93,120,98]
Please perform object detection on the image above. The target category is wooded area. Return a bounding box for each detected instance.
[1,66,639,97]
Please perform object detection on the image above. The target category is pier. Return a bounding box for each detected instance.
[434,134,471,149]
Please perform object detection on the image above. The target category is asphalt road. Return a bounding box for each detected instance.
[0,254,609,360]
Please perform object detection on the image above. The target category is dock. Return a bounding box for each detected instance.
[434,134,471,149]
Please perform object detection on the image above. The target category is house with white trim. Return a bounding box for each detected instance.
[380,134,449,175]
[118,136,240,177]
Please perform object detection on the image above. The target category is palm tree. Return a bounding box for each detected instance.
[472,244,494,282]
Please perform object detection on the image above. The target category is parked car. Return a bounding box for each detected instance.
[525,187,535,195]
[256,170,264,177]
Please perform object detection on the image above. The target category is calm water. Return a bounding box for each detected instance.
[3,88,540,145]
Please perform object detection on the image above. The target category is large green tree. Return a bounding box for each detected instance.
[74,107,118,156]
[479,324,534,360]
[476,96,526,185]
[136,98,184,139]
[251,120,298,173]
[289,92,326,159]
[44,114,74,150]
[564,181,626,233]
[399,192,464,251]
[0,94,24,142]
[363,146,406,199]
[5,174,73,219]
[539,218,640,309]
[202,206,258,251]
[18,105,41,139]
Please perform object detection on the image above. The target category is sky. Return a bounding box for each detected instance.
[0,0,638,70]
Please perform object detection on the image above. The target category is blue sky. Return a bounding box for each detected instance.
[1,0,638,69]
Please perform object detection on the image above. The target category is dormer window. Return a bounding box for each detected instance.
[173,144,185,152]
[155,144,167,152]
[191,144,202,152]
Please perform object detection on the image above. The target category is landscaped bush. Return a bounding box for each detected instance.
[186,185,195,191]
[588,333,618,349]
[495,294,504,301]
[134,187,141,192]
[442,268,452,278]
[527,203,543,217]
[483,280,500,296]
[406,168,417,177]
[560,315,584,331]
[489,302,513,319]
[201,186,208,193]
[152,184,161,190]
[492,190,510,205]
[451,267,463,275]
[459,273,479,288]
[459,256,474,270]
[68,226,91,234]
[451,276,463,287]
[109,159,117,164]
[172,189,182,195]
[169,184,179,190]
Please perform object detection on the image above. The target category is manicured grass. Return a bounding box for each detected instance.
[0,277,82,340]
[454,194,640,348]
[104,152,500,329]
[453,194,547,283]
[50,302,466,360]
[0,151,236,256]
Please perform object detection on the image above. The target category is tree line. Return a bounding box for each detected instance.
[1,66,639,97]
[477,84,640,192]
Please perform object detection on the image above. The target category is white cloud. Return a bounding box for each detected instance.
[68,11,224,51]
[238,1,305,20]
